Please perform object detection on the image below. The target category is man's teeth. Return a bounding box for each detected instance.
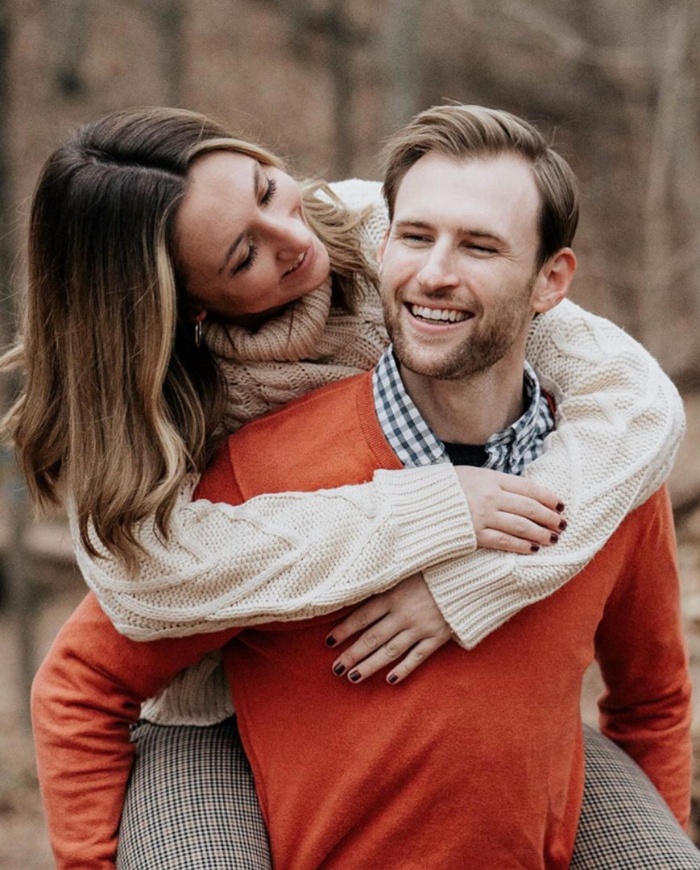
[410,304,468,323]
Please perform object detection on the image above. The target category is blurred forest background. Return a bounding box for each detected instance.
[1,0,700,866]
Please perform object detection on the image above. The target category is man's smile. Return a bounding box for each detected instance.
[407,303,472,325]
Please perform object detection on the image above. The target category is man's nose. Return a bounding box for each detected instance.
[417,246,460,292]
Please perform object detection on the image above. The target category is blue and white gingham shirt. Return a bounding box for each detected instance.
[372,347,555,473]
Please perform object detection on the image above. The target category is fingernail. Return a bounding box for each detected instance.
[388,674,399,684]
[530,544,540,553]
[550,533,559,544]
[348,670,361,683]
[556,502,566,513]
[558,519,567,531]
[326,635,337,647]
[333,663,345,676]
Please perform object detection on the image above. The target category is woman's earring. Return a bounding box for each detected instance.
[194,310,206,348]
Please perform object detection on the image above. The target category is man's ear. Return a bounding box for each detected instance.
[376,229,390,267]
[531,248,577,314]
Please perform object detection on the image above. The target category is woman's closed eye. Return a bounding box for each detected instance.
[260,176,277,206]
[234,243,259,274]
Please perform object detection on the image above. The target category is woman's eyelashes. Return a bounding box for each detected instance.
[232,177,277,275]
[234,244,258,274]
[231,175,278,275]
[261,176,277,205]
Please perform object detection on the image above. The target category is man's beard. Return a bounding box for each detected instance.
[383,277,536,382]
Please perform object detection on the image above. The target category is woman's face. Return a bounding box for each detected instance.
[175,150,331,326]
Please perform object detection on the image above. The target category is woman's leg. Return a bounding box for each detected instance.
[117,717,271,870]
[572,725,700,869]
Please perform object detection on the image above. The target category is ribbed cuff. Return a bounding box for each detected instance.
[423,550,529,649]
[373,465,477,572]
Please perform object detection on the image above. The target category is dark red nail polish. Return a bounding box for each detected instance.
[388,674,399,684]
[326,635,337,647]
[530,544,540,553]
[333,663,345,676]
[550,533,559,544]
[556,502,566,513]
[349,670,361,683]
[558,519,567,531]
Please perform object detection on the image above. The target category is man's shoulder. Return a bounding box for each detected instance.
[217,371,394,498]
[231,371,373,446]
[596,485,674,564]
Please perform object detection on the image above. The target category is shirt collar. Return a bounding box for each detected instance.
[372,346,554,474]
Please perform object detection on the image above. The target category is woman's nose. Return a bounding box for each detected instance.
[266,214,312,261]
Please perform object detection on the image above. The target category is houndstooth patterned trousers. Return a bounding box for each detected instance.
[117,719,700,868]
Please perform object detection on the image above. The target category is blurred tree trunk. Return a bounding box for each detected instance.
[383,0,422,135]
[327,0,354,177]
[640,0,700,370]
[151,0,185,106]
[49,0,88,96]
[0,0,32,730]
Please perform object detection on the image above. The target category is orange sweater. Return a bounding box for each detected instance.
[32,373,692,869]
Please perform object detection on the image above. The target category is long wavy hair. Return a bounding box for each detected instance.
[1,107,375,571]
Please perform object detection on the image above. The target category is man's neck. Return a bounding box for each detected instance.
[399,358,527,445]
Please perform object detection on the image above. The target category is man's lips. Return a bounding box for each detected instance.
[408,303,472,324]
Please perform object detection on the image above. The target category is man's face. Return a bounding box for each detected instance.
[378,152,546,381]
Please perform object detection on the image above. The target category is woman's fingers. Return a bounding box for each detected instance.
[499,476,565,513]
[494,493,567,538]
[326,573,451,683]
[325,598,390,650]
[330,613,404,677]
[453,466,567,551]
[334,626,451,685]
[385,635,450,684]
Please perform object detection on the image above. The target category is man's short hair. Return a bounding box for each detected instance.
[381,104,579,267]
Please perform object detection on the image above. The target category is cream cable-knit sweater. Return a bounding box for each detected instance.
[71,179,685,726]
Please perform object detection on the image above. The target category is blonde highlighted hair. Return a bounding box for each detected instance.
[2,108,375,571]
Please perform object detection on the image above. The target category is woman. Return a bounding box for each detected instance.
[8,107,693,867]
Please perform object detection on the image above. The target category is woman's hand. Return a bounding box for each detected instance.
[325,573,451,685]
[454,466,566,553]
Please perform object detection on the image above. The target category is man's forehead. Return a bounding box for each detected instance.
[392,152,541,231]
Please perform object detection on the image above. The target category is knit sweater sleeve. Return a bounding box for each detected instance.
[74,465,475,640]
[425,298,686,647]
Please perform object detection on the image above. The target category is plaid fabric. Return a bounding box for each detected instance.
[572,726,700,868]
[117,718,270,869]
[117,721,699,868]
[372,347,554,473]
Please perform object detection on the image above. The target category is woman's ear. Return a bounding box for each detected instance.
[182,301,207,324]
[531,248,577,314]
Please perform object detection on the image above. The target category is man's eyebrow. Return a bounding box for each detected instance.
[218,162,259,275]
[392,219,505,244]
[392,219,434,233]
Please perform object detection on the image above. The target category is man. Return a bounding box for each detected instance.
[33,105,693,868]
[189,105,691,867]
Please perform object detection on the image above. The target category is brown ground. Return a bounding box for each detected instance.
[2,490,700,868]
